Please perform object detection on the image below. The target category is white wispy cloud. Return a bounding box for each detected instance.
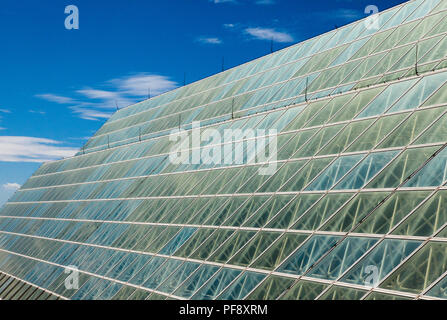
[110,74,178,97]
[35,94,76,104]
[0,109,11,114]
[3,183,20,191]
[196,37,223,45]
[70,105,113,121]
[245,27,294,43]
[0,136,78,163]
[36,73,178,121]
[223,23,236,28]
[77,89,120,100]
[29,110,46,115]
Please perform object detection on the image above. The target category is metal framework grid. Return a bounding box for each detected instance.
[1,0,447,300]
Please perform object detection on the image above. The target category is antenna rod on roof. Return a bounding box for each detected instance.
[222,57,225,72]
[148,88,151,100]
[270,38,274,53]
[115,100,119,111]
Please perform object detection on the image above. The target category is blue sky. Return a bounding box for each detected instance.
[0,0,404,206]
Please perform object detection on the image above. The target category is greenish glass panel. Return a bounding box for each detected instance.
[266,194,322,229]
[207,231,256,264]
[367,146,438,189]
[228,231,281,267]
[374,19,419,53]
[280,280,328,300]
[126,199,164,222]
[431,0,447,15]
[146,227,181,253]
[435,221,447,237]
[404,146,447,187]
[242,195,295,228]
[128,289,152,300]
[413,111,447,145]
[331,87,384,123]
[217,272,266,300]
[418,36,447,66]
[223,196,271,227]
[306,154,365,191]
[282,100,329,132]
[319,61,361,90]
[220,167,259,194]
[147,293,168,300]
[426,274,447,299]
[191,268,241,300]
[190,229,235,260]
[294,124,344,158]
[236,163,282,193]
[173,199,211,224]
[187,197,229,225]
[307,94,355,127]
[350,29,394,60]
[132,226,167,252]
[308,237,378,281]
[322,192,390,232]
[173,265,220,299]
[422,80,447,106]
[246,275,294,300]
[364,291,412,300]
[159,227,197,255]
[204,197,249,226]
[317,119,374,156]
[173,228,216,258]
[156,261,201,294]
[334,151,399,190]
[393,190,447,237]
[128,256,166,286]
[276,129,318,160]
[344,53,387,86]
[251,233,309,271]
[318,286,367,300]
[346,113,408,152]
[378,107,445,148]
[143,259,183,289]
[355,191,431,234]
[356,79,417,118]
[188,170,225,195]
[280,157,334,192]
[388,72,447,113]
[277,235,342,276]
[341,239,421,287]
[292,193,353,231]
[380,242,447,294]
[258,161,306,193]
[111,286,136,300]
[205,168,242,195]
